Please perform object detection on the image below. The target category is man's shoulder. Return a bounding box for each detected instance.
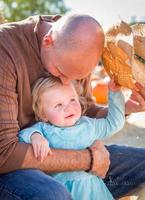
[39,15,62,22]
[0,14,61,29]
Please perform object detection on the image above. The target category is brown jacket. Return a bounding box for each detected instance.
[0,16,54,172]
[0,15,97,174]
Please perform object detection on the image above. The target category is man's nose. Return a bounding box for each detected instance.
[60,76,71,85]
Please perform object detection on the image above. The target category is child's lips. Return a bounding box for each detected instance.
[65,114,75,118]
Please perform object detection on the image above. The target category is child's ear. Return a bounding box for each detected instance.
[42,118,48,122]
[42,35,53,48]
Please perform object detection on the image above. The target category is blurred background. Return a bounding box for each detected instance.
[0,1,145,199]
[0,0,145,146]
[0,0,145,27]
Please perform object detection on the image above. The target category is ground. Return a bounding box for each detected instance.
[104,112,145,148]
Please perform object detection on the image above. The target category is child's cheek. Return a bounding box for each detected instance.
[51,113,63,124]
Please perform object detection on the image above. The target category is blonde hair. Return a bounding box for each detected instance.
[32,74,62,121]
[32,73,95,121]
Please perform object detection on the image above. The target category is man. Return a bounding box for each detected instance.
[0,13,145,199]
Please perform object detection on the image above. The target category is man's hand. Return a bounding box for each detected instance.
[31,133,52,162]
[125,82,145,114]
[90,140,110,178]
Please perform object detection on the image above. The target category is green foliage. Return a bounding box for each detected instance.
[0,10,6,23]
[1,0,69,22]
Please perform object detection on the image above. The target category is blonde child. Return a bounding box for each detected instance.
[19,74,125,200]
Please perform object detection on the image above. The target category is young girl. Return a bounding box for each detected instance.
[19,74,125,200]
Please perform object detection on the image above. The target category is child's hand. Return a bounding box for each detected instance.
[31,132,52,162]
[108,76,121,92]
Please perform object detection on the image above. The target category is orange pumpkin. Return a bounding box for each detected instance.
[92,82,108,104]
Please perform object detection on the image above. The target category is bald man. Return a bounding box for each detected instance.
[0,13,145,200]
[40,14,104,84]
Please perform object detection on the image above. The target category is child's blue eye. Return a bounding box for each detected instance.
[55,104,62,108]
[71,98,76,102]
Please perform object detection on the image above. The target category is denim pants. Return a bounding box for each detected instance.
[104,144,145,199]
[0,169,72,200]
[1,145,145,200]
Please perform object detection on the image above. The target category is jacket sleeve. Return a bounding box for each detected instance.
[0,60,33,174]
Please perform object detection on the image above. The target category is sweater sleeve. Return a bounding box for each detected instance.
[0,58,30,173]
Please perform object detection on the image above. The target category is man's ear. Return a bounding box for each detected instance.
[42,35,53,47]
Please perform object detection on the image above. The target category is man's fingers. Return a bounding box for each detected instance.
[91,140,104,149]
[132,90,145,109]
[135,82,145,97]
[91,142,110,178]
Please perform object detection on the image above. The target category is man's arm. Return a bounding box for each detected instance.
[0,142,90,174]
[0,140,110,179]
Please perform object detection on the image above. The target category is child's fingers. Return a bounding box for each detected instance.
[40,147,53,162]
[108,76,115,87]
[39,145,45,162]
[39,145,49,162]
[32,143,39,159]
[115,84,121,90]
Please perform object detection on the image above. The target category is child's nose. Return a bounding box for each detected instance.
[64,103,73,112]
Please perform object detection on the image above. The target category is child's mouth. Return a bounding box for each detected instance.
[65,114,74,118]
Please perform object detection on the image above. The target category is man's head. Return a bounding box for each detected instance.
[41,13,104,84]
